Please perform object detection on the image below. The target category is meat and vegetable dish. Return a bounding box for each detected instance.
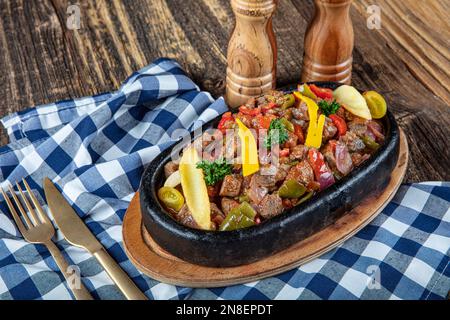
[157,83,388,231]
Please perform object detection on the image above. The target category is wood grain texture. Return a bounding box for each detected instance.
[122,129,408,287]
[226,0,278,108]
[301,0,354,83]
[0,0,448,182]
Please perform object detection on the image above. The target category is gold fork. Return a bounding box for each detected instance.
[1,179,93,300]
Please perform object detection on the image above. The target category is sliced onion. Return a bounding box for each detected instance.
[367,120,385,141]
[335,142,353,175]
[164,170,181,188]
[317,171,335,190]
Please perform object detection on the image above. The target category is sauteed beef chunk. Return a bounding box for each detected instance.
[210,203,225,226]
[352,152,371,166]
[283,131,298,149]
[221,197,240,216]
[323,118,337,141]
[252,170,277,188]
[248,175,269,204]
[292,101,309,121]
[321,141,337,170]
[285,161,314,187]
[219,174,243,197]
[340,131,365,152]
[176,205,198,229]
[164,161,178,178]
[290,145,308,161]
[258,194,284,219]
[207,184,220,198]
[348,118,368,137]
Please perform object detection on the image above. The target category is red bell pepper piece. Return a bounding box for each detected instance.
[310,84,333,100]
[256,114,275,130]
[308,149,335,190]
[239,106,261,116]
[218,112,234,133]
[293,124,305,144]
[280,148,290,157]
[329,114,347,136]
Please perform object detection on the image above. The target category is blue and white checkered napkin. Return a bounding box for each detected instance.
[0,58,448,300]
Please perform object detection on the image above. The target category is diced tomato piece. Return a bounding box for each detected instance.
[261,102,278,113]
[218,112,234,133]
[239,106,261,116]
[280,148,290,157]
[329,114,347,136]
[293,124,305,144]
[256,114,275,130]
[310,84,333,100]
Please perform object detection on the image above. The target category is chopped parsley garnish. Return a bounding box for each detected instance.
[196,158,233,186]
[264,118,289,148]
[318,99,340,116]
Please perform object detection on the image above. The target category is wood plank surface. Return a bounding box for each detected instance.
[0,0,448,182]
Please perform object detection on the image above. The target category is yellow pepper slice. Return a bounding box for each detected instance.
[294,92,325,148]
[236,118,259,177]
[179,147,211,230]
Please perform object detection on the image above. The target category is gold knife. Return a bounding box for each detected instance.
[43,178,147,300]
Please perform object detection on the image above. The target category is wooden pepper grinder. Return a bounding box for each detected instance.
[301,0,354,84]
[226,0,278,109]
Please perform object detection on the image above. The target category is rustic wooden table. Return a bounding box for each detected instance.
[0,0,448,182]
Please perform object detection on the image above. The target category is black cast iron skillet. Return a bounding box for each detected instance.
[140,82,400,267]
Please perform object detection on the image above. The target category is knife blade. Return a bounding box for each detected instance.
[44,178,147,300]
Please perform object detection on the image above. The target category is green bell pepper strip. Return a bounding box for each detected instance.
[237,215,255,229]
[278,180,307,198]
[280,117,294,132]
[298,84,318,100]
[362,135,380,150]
[219,201,257,231]
[295,191,314,206]
[219,212,239,231]
[281,94,295,109]
[238,194,250,203]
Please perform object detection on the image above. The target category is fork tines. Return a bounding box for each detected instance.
[1,179,49,231]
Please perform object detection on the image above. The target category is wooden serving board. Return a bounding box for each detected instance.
[122,129,408,288]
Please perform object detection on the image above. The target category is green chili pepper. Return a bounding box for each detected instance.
[219,202,257,231]
[281,94,295,109]
[157,187,184,212]
[239,201,257,219]
[219,211,239,231]
[298,84,317,100]
[280,117,294,132]
[295,191,314,206]
[238,194,250,203]
[278,180,307,198]
[237,215,255,229]
[362,136,380,150]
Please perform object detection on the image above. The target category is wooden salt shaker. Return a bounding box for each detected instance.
[301,0,354,84]
[226,0,278,109]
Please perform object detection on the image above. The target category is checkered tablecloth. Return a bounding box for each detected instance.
[0,58,448,300]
